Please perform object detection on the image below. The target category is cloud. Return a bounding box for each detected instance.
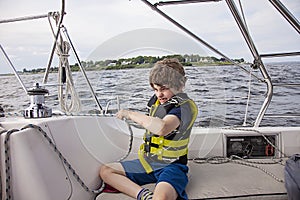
[87,28,207,61]
[0,0,299,74]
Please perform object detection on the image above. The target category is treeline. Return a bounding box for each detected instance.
[22,54,245,73]
[82,54,188,70]
[81,54,244,70]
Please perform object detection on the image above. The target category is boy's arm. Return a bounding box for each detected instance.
[116,109,180,136]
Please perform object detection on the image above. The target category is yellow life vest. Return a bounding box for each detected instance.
[138,94,198,173]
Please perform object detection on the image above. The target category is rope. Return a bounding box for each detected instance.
[24,124,105,194]
[57,41,81,113]
[193,155,285,183]
[0,127,7,199]
[4,129,20,200]
[2,118,134,198]
[243,66,254,126]
[192,127,288,183]
[3,125,105,199]
[117,119,134,162]
[47,11,81,114]
[237,0,256,127]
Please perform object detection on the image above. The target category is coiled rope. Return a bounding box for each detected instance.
[57,40,81,113]
[48,12,81,114]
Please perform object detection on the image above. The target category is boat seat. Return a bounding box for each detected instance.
[96,159,288,200]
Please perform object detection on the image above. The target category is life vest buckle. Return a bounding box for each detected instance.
[144,143,151,153]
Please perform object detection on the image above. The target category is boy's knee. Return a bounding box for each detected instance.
[99,162,125,181]
[99,165,111,179]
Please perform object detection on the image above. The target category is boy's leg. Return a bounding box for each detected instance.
[100,162,143,198]
[154,163,189,200]
[153,182,177,200]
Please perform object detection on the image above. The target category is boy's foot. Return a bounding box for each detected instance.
[137,188,153,200]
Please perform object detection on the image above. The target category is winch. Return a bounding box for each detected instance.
[24,83,52,118]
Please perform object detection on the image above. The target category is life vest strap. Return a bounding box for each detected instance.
[138,144,154,174]
[150,136,189,148]
[143,143,188,159]
[149,145,188,159]
[138,143,188,174]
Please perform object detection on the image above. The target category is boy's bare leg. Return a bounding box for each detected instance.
[100,162,143,198]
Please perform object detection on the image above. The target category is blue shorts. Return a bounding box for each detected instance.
[121,159,189,200]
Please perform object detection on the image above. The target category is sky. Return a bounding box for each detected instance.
[0,0,299,74]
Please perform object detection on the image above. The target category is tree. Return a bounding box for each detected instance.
[133,56,144,64]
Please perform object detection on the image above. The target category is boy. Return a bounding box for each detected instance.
[100,58,198,200]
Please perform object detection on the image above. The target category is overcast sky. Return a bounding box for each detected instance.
[0,0,299,74]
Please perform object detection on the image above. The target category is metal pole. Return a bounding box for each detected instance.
[43,0,66,84]
[0,14,48,24]
[140,0,262,82]
[261,51,300,58]
[269,0,300,34]
[155,0,221,6]
[225,0,273,127]
[61,26,103,111]
[0,45,28,94]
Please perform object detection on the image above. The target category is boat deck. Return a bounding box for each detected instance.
[96,158,287,200]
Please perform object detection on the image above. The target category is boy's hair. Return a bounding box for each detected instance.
[149,58,187,91]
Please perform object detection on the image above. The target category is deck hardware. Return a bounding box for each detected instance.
[24,83,52,118]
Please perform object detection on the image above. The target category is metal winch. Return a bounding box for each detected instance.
[24,83,52,118]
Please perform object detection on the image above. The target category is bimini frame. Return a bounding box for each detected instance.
[140,0,300,127]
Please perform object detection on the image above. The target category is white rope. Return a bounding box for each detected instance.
[243,66,253,126]
[57,41,81,113]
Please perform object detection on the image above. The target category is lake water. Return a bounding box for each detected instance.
[0,62,299,127]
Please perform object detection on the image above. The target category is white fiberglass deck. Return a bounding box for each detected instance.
[96,158,287,200]
[1,116,298,200]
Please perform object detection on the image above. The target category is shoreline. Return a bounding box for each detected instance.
[1,60,299,76]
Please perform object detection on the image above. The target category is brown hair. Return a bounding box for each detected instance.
[149,58,186,91]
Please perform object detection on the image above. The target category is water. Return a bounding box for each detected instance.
[0,62,299,127]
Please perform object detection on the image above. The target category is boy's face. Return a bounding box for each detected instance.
[152,84,175,104]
